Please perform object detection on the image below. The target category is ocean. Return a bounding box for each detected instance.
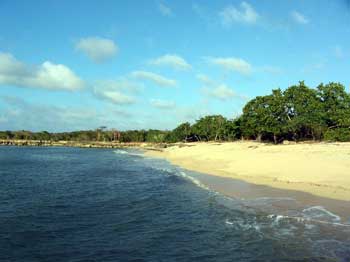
[0,146,349,261]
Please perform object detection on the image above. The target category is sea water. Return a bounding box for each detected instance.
[0,146,349,261]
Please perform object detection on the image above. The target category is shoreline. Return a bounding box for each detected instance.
[3,139,350,220]
[187,172,350,223]
[0,139,166,150]
[145,141,350,221]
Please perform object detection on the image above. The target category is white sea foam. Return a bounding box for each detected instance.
[178,171,210,190]
[271,214,285,224]
[302,206,341,222]
[113,149,144,157]
[267,209,350,228]
[225,219,234,225]
[125,151,350,231]
[225,218,261,233]
[114,149,129,154]
[143,160,211,191]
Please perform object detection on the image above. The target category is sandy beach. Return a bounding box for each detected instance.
[146,141,350,202]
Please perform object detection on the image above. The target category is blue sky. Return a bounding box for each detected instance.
[0,0,349,131]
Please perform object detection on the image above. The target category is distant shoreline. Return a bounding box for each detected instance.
[0,139,166,150]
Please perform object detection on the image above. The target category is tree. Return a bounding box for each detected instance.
[241,89,288,143]
[317,82,350,129]
[221,117,242,141]
[146,130,168,143]
[284,81,325,140]
[191,115,228,141]
[170,122,192,142]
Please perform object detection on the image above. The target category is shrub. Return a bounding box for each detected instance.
[324,128,350,142]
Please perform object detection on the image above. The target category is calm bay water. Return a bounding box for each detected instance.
[0,146,349,261]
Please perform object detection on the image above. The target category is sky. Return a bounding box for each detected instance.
[0,0,350,132]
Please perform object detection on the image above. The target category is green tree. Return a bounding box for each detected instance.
[284,81,325,140]
[317,82,350,129]
[170,122,192,142]
[191,115,228,141]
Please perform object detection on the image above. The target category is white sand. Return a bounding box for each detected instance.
[146,142,350,201]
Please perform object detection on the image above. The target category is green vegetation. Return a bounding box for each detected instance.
[239,81,350,143]
[1,82,349,144]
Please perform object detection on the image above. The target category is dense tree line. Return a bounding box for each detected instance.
[239,81,350,143]
[0,129,172,143]
[1,82,349,143]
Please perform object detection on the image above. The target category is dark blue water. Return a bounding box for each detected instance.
[1,147,349,261]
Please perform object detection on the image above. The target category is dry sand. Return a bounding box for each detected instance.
[146,141,350,202]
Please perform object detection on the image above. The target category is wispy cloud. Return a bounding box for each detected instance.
[158,2,172,17]
[197,74,246,101]
[1,96,98,131]
[92,79,139,105]
[0,52,84,91]
[131,70,176,87]
[0,96,139,131]
[94,79,143,94]
[94,90,135,105]
[203,84,237,101]
[290,11,309,24]
[220,2,259,26]
[150,99,176,109]
[75,37,118,63]
[206,56,252,75]
[196,74,215,86]
[148,54,191,71]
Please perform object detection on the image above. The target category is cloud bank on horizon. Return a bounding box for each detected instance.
[0,0,349,131]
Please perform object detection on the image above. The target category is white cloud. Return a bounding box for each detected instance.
[0,96,138,131]
[158,2,172,16]
[150,99,176,109]
[196,74,215,85]
[131,70,176,87]
[94,79,143,93]
[93,79,138,105]
[198,74,246,101]
[0,52,84,91]
[1,96,98,131]
[205,84,237,101]
[291,11,309,24]
[149,54,191,70]
[75,37,118,63]
[220,2,259,26]
[207,57,252,75]
[95,90,135,105]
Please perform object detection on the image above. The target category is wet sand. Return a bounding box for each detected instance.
[192,172,350,223]
[146,141,350,222]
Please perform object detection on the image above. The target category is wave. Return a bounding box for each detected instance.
[146,163,211,191]
[119,151,349,231]
[113,149,144,157]
[140,155,212,191]
[178,171,210,191]
[225,218,262,233]
[267,209,350,228]
[302,206,341,222]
